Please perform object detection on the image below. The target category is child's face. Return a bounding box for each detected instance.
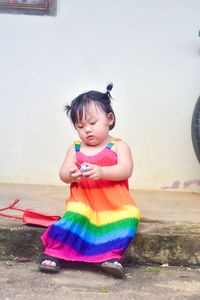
[75,103,114,146]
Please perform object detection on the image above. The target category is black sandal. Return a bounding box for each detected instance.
[97,258,125,278]
[38,254,60,273]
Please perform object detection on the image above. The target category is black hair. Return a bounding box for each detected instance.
[65,83,116,130]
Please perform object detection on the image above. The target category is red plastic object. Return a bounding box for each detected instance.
[0,199,60,227]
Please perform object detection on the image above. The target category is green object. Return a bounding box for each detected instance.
[100,289,108,293]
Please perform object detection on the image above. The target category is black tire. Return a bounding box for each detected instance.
[191,96,200,163]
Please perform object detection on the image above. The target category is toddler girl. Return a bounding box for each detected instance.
[38,83,140,278]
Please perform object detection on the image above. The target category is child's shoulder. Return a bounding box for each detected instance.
[112,138,131,152]
[68,141,81,149]
[112,137,129,146]
[66,143,77,154]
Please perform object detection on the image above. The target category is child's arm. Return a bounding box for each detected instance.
[84,141,133,181]
[59,144,82,184]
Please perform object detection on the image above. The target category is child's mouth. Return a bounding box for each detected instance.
[87,135,95,140]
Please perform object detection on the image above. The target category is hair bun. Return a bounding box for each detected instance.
[106,82,113,92]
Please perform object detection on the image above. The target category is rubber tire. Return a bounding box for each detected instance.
[191,96,200,163]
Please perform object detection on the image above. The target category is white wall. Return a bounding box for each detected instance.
[0,0,200,192]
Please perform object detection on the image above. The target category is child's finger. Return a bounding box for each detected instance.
[83,170,93,178]
[71,170,82,177]
[83,163,93,172]
[75,162,81,169]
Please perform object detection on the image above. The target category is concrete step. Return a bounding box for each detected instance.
[0,218,200,266]
[0,183,200,266]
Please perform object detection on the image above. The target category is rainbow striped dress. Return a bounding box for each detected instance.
[41,138,140,263]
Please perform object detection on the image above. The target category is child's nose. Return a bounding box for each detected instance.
[85,125,92,132]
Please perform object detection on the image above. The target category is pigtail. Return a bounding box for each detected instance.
[106,82,113,99]
[106,82,113,93]
[106,82,113,103]
[64,104,71,116]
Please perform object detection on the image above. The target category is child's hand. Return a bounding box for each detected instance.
[83,163,103,181]
[69,166,82,182]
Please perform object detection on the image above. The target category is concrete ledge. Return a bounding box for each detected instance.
[0,222,45,261]
[1,219,200,266]
[125,221,200,266]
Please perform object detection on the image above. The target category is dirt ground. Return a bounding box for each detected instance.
[0,260,200,300]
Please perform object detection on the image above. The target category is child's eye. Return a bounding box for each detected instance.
[90,122,96,125]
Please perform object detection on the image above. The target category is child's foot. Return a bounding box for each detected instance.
[41,260,57,267]
[97,259,125,278]
[38,254,60,273]
[113,261,123,268]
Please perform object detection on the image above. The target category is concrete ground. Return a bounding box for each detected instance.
[0,183,200,223]
[0,260,200,300]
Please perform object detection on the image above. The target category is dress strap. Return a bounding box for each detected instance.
[74,141,81,152]
[106,138,121,149]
